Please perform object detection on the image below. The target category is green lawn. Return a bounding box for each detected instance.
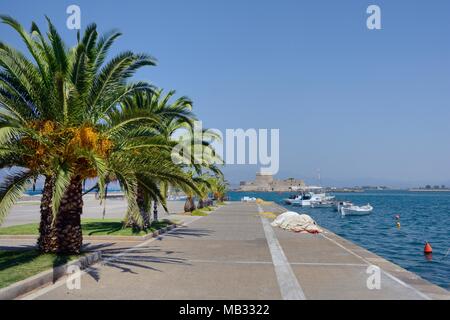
[191,209,208,216]
[189,206,217,216]
[0,219,173,236]
[0,219,175,289]
[0,250,78,289]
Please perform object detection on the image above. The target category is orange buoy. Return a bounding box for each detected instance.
[424,242,433,254]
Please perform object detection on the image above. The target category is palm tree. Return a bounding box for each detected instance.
[103,146,201,229]
[212,178,229,202]
[194,174,217,209]
[107,89,199,228]
[0,16,156,253]
[118,89,225,217]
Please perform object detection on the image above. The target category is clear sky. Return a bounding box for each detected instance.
[1,0,450,187]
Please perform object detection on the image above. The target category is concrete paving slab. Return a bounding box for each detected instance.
[275,232,365,265]
[37,261,281,300]
[149,239,273,262]
[290,264,423,300]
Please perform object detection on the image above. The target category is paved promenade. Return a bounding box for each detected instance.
[16,202,450,300]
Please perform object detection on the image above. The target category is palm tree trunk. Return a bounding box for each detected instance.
[136,186,150,228]
[37,176,56,253]
[198,198,204,209]
[184,196,196,212]
[153,201,158,221]
[124,185,150,230]
[54,176,83,254]
[124,211,139,229]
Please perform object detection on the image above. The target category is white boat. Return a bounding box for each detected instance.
[310,200,334,208]
[167,195,187,201]
[241,196,257,202]
[334,201,353,212]
[285,189,334,206]
[283,194,303,205]
[340,204,373,216]
[297,192,332,206]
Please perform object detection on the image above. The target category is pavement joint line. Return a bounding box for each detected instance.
[289,262,368,267]
[257,204,306,300]
[20,215,204,300]
[319,232,432,300]
[186,260,369,267]
[187,259,273,265]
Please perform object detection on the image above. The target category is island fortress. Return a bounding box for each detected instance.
[238,172,305,192]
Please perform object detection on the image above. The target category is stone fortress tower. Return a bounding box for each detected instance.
[238,172,305,192]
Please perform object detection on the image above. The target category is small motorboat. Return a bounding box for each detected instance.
[297,192,334,206]
[311,200,335,208]
[283,193,303,205]
[340,204,373,216]
[285,190,335,206]
[334,201,353,212]
[241,196,257,202]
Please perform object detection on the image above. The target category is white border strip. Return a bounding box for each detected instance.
[258,205,306,300]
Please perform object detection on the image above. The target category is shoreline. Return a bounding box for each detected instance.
[408,189,450,192]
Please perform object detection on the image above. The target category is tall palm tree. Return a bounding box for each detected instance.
[0,16,156,253]
[147,91,225,214]
[104,90,197,227]
[211,178,229,202]
[102,146,201,229]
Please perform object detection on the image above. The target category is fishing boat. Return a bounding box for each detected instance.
[283,194,303,205]
[340,204,373,216]
[167,195,187,201]
[299,193,327,206]
[334,201,353,212]
[310,200,335,208]
[285,188,335,206]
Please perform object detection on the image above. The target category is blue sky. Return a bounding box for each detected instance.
[1,0,450,187]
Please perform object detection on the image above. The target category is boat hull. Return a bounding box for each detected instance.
[311,201,334,208]
[340,205,373,216]
[284,198,302,205]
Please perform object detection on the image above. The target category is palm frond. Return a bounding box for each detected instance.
[0,169,34,225]
[51,164,72,219]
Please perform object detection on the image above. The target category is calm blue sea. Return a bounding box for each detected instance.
[228,190,450,290]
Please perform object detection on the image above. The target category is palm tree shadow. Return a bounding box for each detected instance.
[84,265,101,282]
[83,222,125,236]
[74,226,212,282]
[0,249,40,270]
[52,255,71,283]
[99,246,191,274]
[164,227,214,239]
[0,244,36,251]
[82,242,118,252]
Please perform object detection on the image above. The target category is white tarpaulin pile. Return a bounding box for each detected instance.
[271,211,323,234]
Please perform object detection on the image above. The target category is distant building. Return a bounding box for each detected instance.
[238,172,305,192]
